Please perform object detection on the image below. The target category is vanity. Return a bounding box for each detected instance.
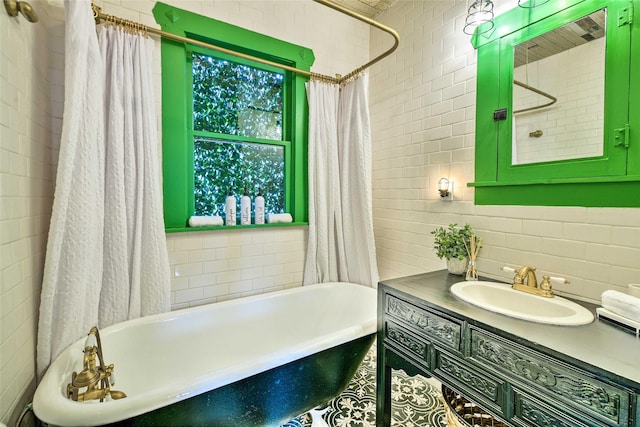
[376,271,640,427]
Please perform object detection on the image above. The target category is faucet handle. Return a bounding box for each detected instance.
[84,333,97,349]
[541,276,570,289]
[501,266,537,274]
[549,276,570,285]
[539,275,569,295]
[539,275,556,297]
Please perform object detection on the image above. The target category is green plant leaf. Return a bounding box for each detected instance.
[430,223,474,260]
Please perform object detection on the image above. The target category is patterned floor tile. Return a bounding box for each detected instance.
[282,343,447,427]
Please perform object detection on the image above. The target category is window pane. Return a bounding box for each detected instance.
[194,137,285,216]
[192,53,283,140]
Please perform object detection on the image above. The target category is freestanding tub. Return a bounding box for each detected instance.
[33,282,376,426]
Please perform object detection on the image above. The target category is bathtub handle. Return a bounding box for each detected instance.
[85,333,97,348]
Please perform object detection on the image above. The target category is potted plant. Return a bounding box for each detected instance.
[431,223,473,275]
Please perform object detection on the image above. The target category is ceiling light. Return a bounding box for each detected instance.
[518,0,551,8]
[463,0,494,36]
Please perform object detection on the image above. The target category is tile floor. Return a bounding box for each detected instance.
[282,344,447,427]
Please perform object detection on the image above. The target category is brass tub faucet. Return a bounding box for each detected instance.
[67,326,127,402]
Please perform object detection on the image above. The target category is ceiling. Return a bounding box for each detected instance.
[332,0,399,18]
[331,1,606,64]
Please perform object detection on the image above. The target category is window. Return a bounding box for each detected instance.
[193,137,286,216]
[192,52,286,217]
[153,2,315,230]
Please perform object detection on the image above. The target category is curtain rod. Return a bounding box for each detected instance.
[92,0,400,85]
[513,80,557,114]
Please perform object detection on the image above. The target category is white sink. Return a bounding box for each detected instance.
[450,281,594,326]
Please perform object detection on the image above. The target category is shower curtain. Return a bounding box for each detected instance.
[303,74,379,287]
[37,0,171,378]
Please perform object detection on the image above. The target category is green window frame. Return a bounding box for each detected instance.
[153,2,314,231]
[469,0,640,207]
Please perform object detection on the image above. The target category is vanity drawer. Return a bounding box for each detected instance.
[434,349,504,414]
[469,328,630,427]
[385,294,462,351]
[512,388,611,427]
[385,320,431,370]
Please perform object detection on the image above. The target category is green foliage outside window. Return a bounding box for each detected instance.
[192,53,286,217]
[192,53,283,139]
[194,137,285,216]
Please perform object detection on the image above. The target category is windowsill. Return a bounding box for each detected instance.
[165,222,309,233]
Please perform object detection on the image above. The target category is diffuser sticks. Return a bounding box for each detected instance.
[464,234,482,281]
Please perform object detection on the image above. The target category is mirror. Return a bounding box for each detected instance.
[512,9,606,165]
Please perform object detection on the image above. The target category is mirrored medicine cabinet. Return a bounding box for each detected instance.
[469,0,640,207]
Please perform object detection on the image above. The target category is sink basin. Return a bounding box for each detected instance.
[450,281,594,326]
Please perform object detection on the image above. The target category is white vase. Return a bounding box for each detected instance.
[447,257,468,275]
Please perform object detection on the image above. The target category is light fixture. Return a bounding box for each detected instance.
[518,0,551,8]
[437,177,453,200]
[463,0,494,36]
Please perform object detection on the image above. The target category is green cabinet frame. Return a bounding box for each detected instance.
[469,0,640,207]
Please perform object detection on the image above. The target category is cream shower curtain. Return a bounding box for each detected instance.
[37,0,170,378]
[303,74,379,287]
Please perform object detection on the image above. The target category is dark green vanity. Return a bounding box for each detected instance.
[376,271,640,427]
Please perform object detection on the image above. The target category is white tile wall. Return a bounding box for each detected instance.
[0,0,369,422]
[167,227,308,309]
[0,0,59,424]
[370,0,640,304]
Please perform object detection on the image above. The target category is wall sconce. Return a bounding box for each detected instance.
[463,0,494,35]
[4,0,38,22]
[437,177,453,201]
[518,0,550,8]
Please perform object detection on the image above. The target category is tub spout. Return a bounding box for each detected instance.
[66,326,127,402]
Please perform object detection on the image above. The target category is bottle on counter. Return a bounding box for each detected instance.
[254,188,265,225]
[225,189,236,226]
[241,187,251,225]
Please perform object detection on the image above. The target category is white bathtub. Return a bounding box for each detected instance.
[34,282,377,426]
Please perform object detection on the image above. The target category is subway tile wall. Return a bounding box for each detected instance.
[0,1,61,423]
[167,227,308,309]
[369,0,640,303]
[0,0,369,422]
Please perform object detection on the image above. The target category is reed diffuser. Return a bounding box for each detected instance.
[463,234,482,281]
